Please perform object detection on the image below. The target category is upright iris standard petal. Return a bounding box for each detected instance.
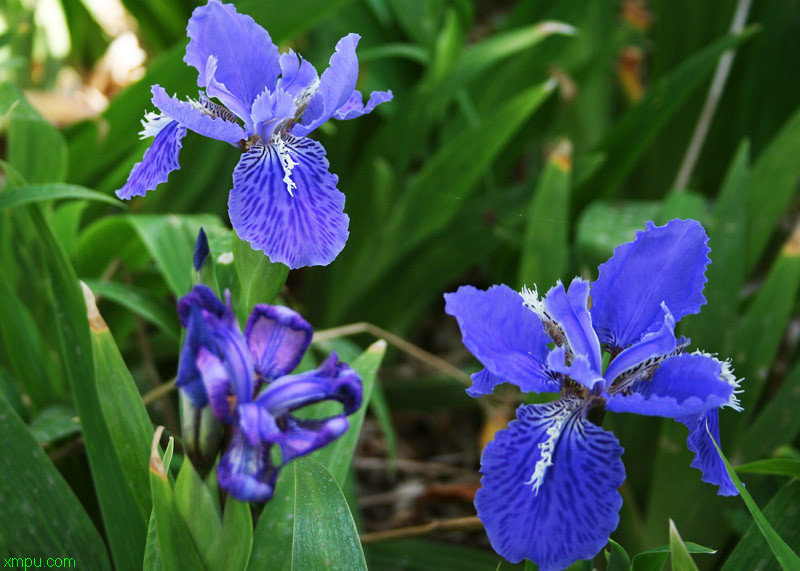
[184,0,281,120]
[475,399,625,570]
[176,285,254,412]
[333,90,394,121]
[245,305,313,381]
[277,51,318,98]
[590,219,710,350]
[524,278,602,375]
[293,34,361,137]
[195,347,236,421]
[217,427,279,502]
[116,119,186,199]
[606,352,741,418]
[151,85,246,145]
[679,409,738,496]
[445,285,558,396]
[228,136,350,269]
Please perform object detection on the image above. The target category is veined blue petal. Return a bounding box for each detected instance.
[475,398,625,569]
[228,136,350,269]
[176,285,254,415]
[277,415,350,462]
[603,303,679,390]
[545,347,604,390]
[590,219,710,350]
[151,85,246,145]
[679,408,738,496]
[217,427,279,502]
[116,117,185,199]
[293,34,361,137]
[333,90,393,121]
[251,87,295,139]
[245,304,313,381]
[256,353,361,417]
[522,278,602,374]
[184,0,281,115]
[606,351,742,418]
[195,347,236,422]
[444,285,559,396]
[278,50,319,99]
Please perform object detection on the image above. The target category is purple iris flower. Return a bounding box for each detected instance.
[176,284,362,502]
[116,0,392,269]
[444,219,743,570]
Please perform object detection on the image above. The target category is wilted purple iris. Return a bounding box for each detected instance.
[177,285,361,502]
[117,0,392,269]
[444,219,742,571]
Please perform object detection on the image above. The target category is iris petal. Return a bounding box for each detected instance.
[228,136,350,269]
[524,278,602,374]
[606,352,741,418]
[116,119,185,199]
[292,34,361,137]
[679,408,738,496]
[256,353,361,417]
[184,0,281,117]
[333,89,393,121]
[217,427,279,502]
[278,51,319,99]
[603,303,678,389]
[245,304,313,381]
[151,85,246,145]
[444,285,558,397]
[475,399,625,570]
[590,219,710,350]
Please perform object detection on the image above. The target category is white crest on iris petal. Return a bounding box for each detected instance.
[272,136,299,196]
[520,285,548,320]
[523,403,575,494]
[691,350,744,411]
[139,112,173,139]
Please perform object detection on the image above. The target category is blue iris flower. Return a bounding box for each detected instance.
[444,219,743,571]
[116,0,392,269]
[177,284,362,502]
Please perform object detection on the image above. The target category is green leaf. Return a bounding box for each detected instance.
[606,539,631,571]
[742,357,800,459]
[233,231,288,314]
[85,283,155,522]
[0,394,111,569]
[0,81,67,183]
[721,478,800,571]
[669,520,700,571]
[518,139,571,288]
[632,542,716,571]
[747,103,800,269]
[143,510,163,571]
[681,141,749,354]
[127,214,223,297]
[0,183,123,212]
[733,230,800,415]
[174,460,222,567]
[29,404,80,444]
[577,26,757,200]
[149,435,207,571]
[310,339,387,484]
[735,458,800,476]
[392,79,555,259]
[33,207,148,569]
[707,424,800,569]
[205,499,253,571]
[83,278,180,341]
[248,457,367,571]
